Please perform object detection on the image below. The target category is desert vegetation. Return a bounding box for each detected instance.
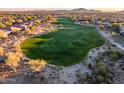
[0,30,8,39]
[27,59,47,72]
[5,52,21,71]
[0,9,124,84]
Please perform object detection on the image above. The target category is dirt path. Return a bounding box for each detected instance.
[99,30,124,51]
[93,25,124,52]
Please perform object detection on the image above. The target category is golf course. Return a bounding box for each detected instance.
[21,17,105,66]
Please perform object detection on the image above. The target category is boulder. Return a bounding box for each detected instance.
[0,56,5,63]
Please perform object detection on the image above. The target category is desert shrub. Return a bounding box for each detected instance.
[112,23,120,33]
[0,30,8,39]
[109,49,123,60]
[0,47,4,56]
[77,61,113,84]
[97,62,106,75]
[0,22,6,28]
[27,59,47,72]
[110,53,118,60]
[30,26,36,30]
[99,25,105,30]
[16,19,23,23]
[5,21,12,26]
[25,16,33,20]
[96,75,104,83]
[12,42,21,52]
[45,14,56,23]
[34,20,41,26]
[25,28,32,34]
[106,72,113,79]
[5,52,21,71]
[11,27,21,33]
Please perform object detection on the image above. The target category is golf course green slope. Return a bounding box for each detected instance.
[21,17,105,66]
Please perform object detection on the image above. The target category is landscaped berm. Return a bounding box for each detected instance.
[21,17,105,66]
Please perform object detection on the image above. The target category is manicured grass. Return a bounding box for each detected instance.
[21,17,105,66]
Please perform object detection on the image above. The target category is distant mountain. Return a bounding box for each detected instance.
[89,9,101,12]
[118,10,124,12]
[72,8,87,11]
[116,10,124,14]
[71,8,101,12]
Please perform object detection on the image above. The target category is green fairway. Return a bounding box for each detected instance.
[21,17,105,66]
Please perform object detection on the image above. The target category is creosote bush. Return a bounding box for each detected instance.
[97,62,106,75]
[27,59,47,72]
[25,28,32,35]
[0,47,4,56]
[96,75,104,82]
[12,42,21,52]
[107,49,123,60]
[0,30,8,39]
[0,22,6,28]
[112,23,120,33]
[5,52,21,71]
[77,61,113,84]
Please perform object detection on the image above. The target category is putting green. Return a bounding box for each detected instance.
[21,17,105,66]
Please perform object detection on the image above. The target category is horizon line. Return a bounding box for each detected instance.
[0,8,124,12]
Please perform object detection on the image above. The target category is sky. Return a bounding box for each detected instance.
[0,0,124,11]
